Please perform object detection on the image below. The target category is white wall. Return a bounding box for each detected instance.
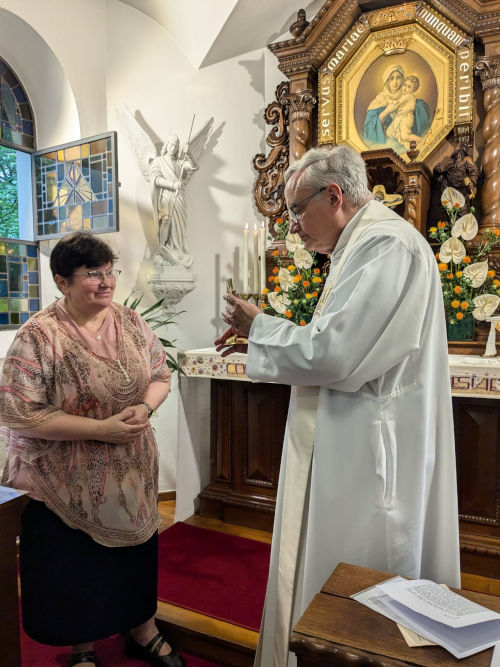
[0,0,285,491]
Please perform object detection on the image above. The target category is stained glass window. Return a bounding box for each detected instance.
[0,239,39,328]
[33,132,119,239]
[0,57,34,151]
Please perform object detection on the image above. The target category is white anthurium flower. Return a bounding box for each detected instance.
[441,186,465,210]
[267,291,291,314]
[278,267,294,292]
[286,233,303,253]
[294,247,313,269]
[439,237,466,264]
[463,261,489,288]
[451,212,478,241]
[472,294,500,321]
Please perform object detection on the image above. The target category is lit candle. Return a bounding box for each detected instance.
[253,223,259,293]
[243,224,249,293]
[260,221,266,293]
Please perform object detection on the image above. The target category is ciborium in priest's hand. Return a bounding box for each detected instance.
[224,278,250,346]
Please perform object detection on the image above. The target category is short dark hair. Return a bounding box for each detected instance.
[50,232,118,279]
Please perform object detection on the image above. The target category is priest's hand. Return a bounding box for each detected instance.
[215,294,261,356]
[214,326,248,357]
[221,293,261,336]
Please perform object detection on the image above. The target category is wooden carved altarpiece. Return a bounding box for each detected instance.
[250,0,500,581]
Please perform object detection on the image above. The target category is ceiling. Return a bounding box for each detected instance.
[117,0,326,69]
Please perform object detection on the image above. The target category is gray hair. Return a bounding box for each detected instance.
[284,145,372,207]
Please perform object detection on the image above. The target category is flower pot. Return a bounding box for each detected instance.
[447,317,475,341]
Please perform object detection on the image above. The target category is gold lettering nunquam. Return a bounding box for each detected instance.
[416,6,464,47]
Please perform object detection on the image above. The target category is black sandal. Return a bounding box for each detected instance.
[125,632,185,667]
[69,649,97,666]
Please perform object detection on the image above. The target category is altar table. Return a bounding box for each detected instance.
[290,562,500,666]
[175,349,500,577]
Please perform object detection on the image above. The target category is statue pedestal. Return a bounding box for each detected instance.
[147,264,197,309]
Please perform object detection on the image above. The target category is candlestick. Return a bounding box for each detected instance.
[260,221,266,293]
[253,224,259,293]
[243,224,249,293]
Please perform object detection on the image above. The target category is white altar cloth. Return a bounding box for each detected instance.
[449,354,500,399]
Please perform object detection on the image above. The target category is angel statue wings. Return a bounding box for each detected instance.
[120,106,214,270]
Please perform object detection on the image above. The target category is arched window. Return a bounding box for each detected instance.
[0,56,35,150]
[0,57,118,328]
[0,57,39,327]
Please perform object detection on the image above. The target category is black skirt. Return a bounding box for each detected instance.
[20,500,158,646]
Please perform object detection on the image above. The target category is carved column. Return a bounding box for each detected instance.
[283,90,317,164]
[475,57,500,233]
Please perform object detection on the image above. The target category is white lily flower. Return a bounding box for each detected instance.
[441,187,465,211]
[286,233,303,253]
[451,212,478,241]
[267,291,291,314]
[472,294,500,321]
[439,237,466,264]
[294,247,313,269]
[463,261,489,288]
[278,267,294,292]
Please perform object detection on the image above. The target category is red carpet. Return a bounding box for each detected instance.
[21,630,218,666]
[157,522,271,631]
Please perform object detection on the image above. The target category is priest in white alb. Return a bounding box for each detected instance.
[215,145,460,667]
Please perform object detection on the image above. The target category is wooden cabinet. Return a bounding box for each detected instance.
[198,379,289,531]
[0,493,28,667]
[454,397,500,579]
[199,379,500,579]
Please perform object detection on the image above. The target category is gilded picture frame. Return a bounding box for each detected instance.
[318,3,473,162]
[337,25,453,162]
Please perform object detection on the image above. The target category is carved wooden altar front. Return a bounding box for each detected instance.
[249,0,500,583]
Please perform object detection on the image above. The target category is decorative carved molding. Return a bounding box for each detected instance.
[283,89,316,118]
[268,0,361,77]
[362,148,431,236]
[269,0,500,80]
[289,9,309,38]
[283,89,317,163]
[475,56,500,90]
[460,532,500,558]
[475,56,500,232]
[253,82,290,231]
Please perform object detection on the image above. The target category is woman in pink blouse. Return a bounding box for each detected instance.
[0,232,183,667]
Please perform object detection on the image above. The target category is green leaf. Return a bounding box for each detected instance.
[123,290,183,374]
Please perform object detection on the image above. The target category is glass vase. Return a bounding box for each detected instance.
[447,316,475,341]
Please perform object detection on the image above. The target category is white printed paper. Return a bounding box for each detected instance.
[377,579,500,628]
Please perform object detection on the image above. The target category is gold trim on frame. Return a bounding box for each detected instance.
[336,24,454,161]
[318,1,473,162]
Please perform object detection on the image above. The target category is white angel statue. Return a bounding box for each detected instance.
[120,106,213,270]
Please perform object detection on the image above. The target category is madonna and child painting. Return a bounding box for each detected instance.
[357,54,438,155]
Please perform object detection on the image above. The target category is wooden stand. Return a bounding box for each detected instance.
[0,493,28,667]
[290,562,500,666]
[198,379,290,531]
